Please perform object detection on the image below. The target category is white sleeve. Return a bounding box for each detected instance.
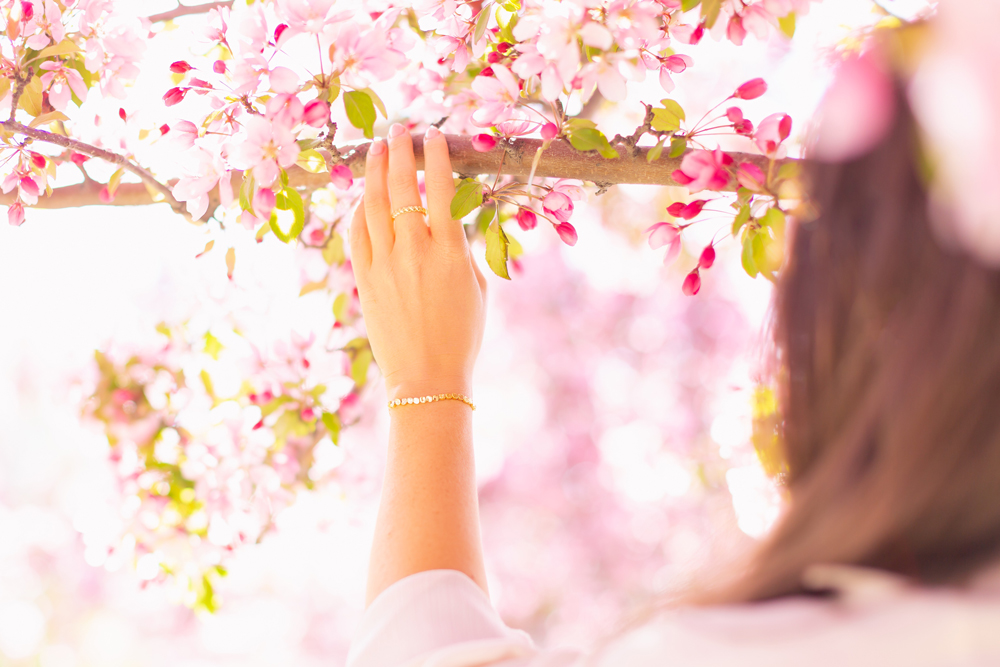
[345,569,540,667]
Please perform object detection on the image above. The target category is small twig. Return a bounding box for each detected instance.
[611,103,654,158]
[147,1,235,24]
[0,119,185,215]
[7,69,31,122]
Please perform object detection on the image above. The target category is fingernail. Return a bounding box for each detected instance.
[425,125,441,139]
[388,123,406,138]
[370,137,385,155]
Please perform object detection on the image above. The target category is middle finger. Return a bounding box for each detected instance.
[386,123,429,247]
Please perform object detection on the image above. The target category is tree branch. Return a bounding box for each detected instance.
[147,1,235,24]
[2,134,792,212]
[1,119,186,215]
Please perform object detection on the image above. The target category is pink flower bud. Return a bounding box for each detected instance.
[542,190,573,223]
[330,164,353,190]
[189,78,212,89]
[733,77,767,100]
[169,61,193,74]
[678,200,707,220]
[497,42,512,54]
[661,54,692,74]
[254,188,276,219]
[555,222,578,246]
[159,124,170,135]
[20,0,33,21]
[645,222,679,249]
[8,201,25,227]
[472,133,498,152]
[698,245,716,269]
[540,122,558,141]
[487,51,501,64]
[261,390,274,402]
[248,393,259,404]
[309,228,326,244]
[479,66,495,77]
[162,87,188,107]
[274,24,288,43]
[682,269,701,296]
[213,60,227,74]
[301,407,316,421]
[70,152,88,166]
[29,152,45,168]
[734,119,754,135]
[736,162,766,191]
[666,202,685,217]
[119,108,127,121]
[252,419,264,430]
[99,186,114,203]
[671,169,694,186]
[303,99,330,128]
[726,107,743,123]
[516,208,537,230]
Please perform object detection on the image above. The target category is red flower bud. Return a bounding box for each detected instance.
[471,133,497,152]
[698,245,716,269]
[682,269,701,296]
[20,1,33,21]
[555,222,578,246]
[248,393,259,404]
[726,107,743,123]
[516,208,537,230]
[162,87,188,107]
[159,124,170,135]
[303,99,330,128]
[119,108,127,121]
[479,66,495,77]
[309,228,326,244]
[169,60,193,73]
[733,77,767,100]
[29,152,46,168]
[70,152,89,166]
[329,164,353,190]
[540,122,558,141]
[677,200,707,220]
[497,42,512,54]
[487,51,501,64]
[734,119,754,135]
[671,169,694,186]
[667,202,685,217]
[213,60,227,74]
[301,407,316,421]
[261,390,274,402]
[252,419,264,430]
[274,24,288,43]
[99,186,115,203]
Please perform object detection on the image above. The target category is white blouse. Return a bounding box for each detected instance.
[346,565,1000,667]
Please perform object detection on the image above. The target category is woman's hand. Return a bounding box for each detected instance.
[349,123,488,401]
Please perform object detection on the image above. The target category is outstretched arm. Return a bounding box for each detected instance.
[349,122,490,607]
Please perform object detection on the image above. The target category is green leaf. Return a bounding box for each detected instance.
[752,232,768,276]
[742,233,759,277]
[506,232,524,259]
[327,75,341,103]
[27,110,69,128]
[356,87,388,119]
[260,395,293,418]
[296,149,328,173]
[776,161,800,184]
[473,5,492,44]
[651,99,686,133]
[760,207,785,231]
[269,188,305,242]
[239,171,256,217]
[681,0,701,12]
[321,412,342,445]
[332,292,349,323]
[647,137,666,163]
[203,331,223,360]
[736,186,753,207]
[500,0,520,10]
[279,168,289,188]
[344,90,376,139]
[565,118,597,131]
[351,347,374,387]
[37,38,83,59]
[496,7,518,43]
[450,179,485,219]
[701,0,723,28]
[107,168,125,196]
[567,127,619,159]
[323,232,346,265]
[732,205,750,236]
[669,136,688,158]
[778,12,796,38]
[18,76,44,117]
[485,220,511,280]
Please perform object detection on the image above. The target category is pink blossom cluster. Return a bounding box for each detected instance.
[82,322,358,607]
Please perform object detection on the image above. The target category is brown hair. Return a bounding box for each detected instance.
[710,80,1000,603]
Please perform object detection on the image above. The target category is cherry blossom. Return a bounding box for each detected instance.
[754,113,793,157]
[471,64,522,127]
[672,149,733,192]
[38,61,87,111]
[225,116,300,187]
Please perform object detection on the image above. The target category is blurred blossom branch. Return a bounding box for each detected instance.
[146,2,236,24]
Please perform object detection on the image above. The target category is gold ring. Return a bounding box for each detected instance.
[391,205,427,221]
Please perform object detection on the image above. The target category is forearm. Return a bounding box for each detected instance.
[365,381,487,606]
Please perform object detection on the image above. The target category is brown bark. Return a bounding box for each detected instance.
[147,1,235,24]
[1,134,790,213]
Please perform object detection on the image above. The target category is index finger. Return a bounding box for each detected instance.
[421,126,466,248]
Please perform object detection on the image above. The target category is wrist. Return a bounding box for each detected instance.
[385,375,474,403]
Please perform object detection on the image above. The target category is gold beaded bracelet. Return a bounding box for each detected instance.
[388,393,476,411]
